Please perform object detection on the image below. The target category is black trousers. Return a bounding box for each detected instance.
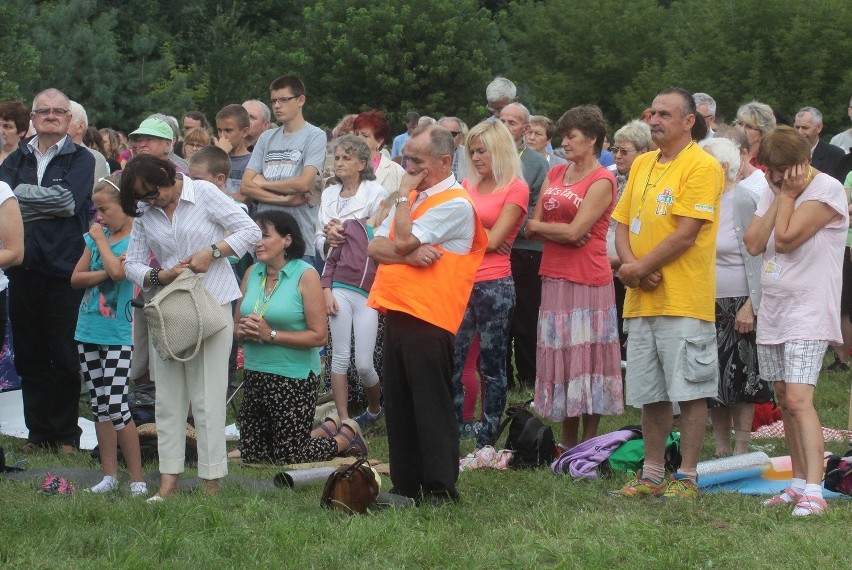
[8,270,84,447]
[383,311,459,501]
[506,249,542,389]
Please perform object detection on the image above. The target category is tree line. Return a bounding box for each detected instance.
[2,0,851,138]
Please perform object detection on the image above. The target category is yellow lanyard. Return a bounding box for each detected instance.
[634,141,695,218]
[253,270,282,317]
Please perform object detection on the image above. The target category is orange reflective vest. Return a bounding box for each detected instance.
[367,188,487,334]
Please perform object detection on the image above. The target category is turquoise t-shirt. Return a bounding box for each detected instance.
[240,260,321,378]
[74,231,135,346]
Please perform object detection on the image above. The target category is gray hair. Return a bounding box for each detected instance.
[331,134,376,182]
[438,116,467,134]
[714,124,750,153]
[32,88,70,111]
[797,106,823,125]
[699,137,741,183]
[613,120,652,153]
[418,116,436,126]
[69,101,88,129]
[409,124,455,160]
[486,77,516,103]
[503,102,530,123]
[242,99,271,122]
[693,93,717,116]
[147,113,180,142]
[736,101,776,134]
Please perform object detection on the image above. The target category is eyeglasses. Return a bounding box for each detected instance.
[136,188,160,202]
[269,95,299,106]
[184,143,205,150]
[611,147,636,156]
[449,131,463,138]
[32,108,70,117]
[733,120,760,131]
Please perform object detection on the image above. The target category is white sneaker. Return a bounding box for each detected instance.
[130,481,148,497]
[88,475,119,494]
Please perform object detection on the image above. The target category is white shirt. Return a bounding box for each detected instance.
[315,179,388,258]
[125,176,261,304]
[376,174,475,254]
[27,135,68,185]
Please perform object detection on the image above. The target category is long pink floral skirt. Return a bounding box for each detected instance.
[534,277,624,421]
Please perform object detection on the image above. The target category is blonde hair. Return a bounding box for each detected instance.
[464,120,522,190]
[93,174,122,201]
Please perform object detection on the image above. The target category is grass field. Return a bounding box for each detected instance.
[1,371,851,569]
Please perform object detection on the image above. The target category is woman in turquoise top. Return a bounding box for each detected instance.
[70,175,146,496]
[235,210,368,463]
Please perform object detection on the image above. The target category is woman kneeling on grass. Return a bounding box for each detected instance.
[71,175,146,496]
[744,125,848,516]
[235,210,368,464]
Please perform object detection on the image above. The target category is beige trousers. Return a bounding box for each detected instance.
[152,303,233,479]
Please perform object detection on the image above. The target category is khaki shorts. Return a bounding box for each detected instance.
[624,316,719,406]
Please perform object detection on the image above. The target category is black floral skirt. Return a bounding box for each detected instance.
[708,296,773,408]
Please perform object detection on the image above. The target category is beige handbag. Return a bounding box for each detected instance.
[143,270,229,362]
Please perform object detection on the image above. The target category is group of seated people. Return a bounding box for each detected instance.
[1,77,850,516]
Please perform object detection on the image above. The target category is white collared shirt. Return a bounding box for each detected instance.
[376,174,475,254]
[125,176,261,304]
[27,135,68,185]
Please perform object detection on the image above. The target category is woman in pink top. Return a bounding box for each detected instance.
[744,126,848,517]
[526,105,623,451]
[451,120,528,449]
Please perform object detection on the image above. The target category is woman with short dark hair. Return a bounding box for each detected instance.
[525,105,624,450]
[236,210,368,462]
[744,125,848,516]
[122,154,260,500]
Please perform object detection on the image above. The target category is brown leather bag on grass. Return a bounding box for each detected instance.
[320,458,379,514]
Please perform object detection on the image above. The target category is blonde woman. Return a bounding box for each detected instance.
[453,120,529,448]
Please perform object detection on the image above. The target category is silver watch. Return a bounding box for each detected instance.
[269,329,278,342]
[395,197,410,205]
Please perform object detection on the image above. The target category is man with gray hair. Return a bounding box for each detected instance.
[795,106,844,181]
[438,116,468,181]
[0,87,94,453]
[693,92,717,137]
[67,101,109,187]
[486,77,518,119]
[242,99,272,151]
[500,102,548,390]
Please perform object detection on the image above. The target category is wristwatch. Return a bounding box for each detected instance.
[211,244,222,258]
[269,330,278,343]
[395,197,410,205]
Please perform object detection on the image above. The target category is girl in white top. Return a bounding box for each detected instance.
[0,181,23,349]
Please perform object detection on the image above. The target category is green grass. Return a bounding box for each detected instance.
[2,373,851,569]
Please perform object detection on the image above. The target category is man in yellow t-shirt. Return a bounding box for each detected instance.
[611,88,723,499]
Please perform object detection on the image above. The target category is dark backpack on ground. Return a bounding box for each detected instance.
[495,403,555,468]
[824,449,852,496]
[128,383,156,425]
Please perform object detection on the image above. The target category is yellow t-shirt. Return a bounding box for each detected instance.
[612,142,723,321]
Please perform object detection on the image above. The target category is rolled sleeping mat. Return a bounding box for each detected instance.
[697,451,771,488]
[273,466,337,489]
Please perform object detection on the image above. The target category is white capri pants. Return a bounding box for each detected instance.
[328,287,380,388]
[152,303,233,479]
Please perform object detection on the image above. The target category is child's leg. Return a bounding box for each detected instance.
[79,343,117,477]
[328,288,355,420]
[104,345,143,483]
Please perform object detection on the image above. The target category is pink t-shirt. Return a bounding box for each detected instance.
[463,177,529,282]
[755,173,848,344]
[539,165,616,286]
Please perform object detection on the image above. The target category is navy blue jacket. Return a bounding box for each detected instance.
[0,136,94,279]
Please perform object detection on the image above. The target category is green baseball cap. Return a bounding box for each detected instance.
[129,117,173,140]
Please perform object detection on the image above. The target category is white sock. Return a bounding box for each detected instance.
[368,407,382,419]
[790,478,806,493]
[803,483,823,499]
[130,481,148,497]
[89,475,118,493]
[792,483,826,516]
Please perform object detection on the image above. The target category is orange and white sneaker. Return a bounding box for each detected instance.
[610,471,668,497]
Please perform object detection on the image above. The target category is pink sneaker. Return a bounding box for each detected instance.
[763,487,801,507]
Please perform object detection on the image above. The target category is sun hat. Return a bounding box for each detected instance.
[129,117,173,140]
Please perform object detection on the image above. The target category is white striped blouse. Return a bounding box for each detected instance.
[125,176,261,304]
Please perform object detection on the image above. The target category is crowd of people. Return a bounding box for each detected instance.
[2,75,851,516]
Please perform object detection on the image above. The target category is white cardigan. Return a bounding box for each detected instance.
[374,154,404,196]
[315,179,389,258]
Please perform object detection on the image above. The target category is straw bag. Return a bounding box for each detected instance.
[143,270,229,362]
